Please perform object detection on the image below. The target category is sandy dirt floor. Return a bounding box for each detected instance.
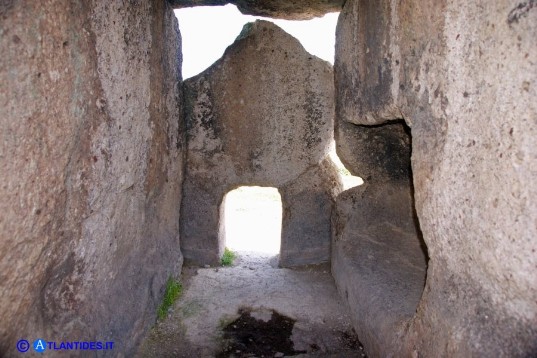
[138,176,366,357]
[137,253,366,357]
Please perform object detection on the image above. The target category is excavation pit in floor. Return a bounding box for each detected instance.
[217,308,302,357]
[217,307,366,357]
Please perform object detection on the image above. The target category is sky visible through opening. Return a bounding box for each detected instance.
[175,5,339,79]
[176,6,362,255]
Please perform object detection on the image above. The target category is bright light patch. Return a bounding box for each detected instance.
[329,141,364,190]
[224,186,282,254]
[175,5,339,79]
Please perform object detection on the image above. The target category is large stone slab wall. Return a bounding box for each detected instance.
[280,157,343,266]
[182,20,342,267]
[0,1,184,356]
[332,120,428,356]
[334,0,537,356]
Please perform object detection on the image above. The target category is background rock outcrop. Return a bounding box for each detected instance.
[0,1,184,356]
[169,0,344,20]
[334,0,537,356]
[182,20,341,267]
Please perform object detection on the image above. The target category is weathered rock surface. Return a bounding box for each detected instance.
[280,158,343,267]
[332,120,427,356]
[182,20,340,267]
[336,120,411,183]
[169,0,344,20]
[334,0,537,357]
[335,0,401,125]
[0,1,184,356]
[332,182,428,356]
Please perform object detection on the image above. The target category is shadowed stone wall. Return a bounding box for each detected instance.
[181,20,342,267]
[334,0,537,356]
[0,1,184,356]
[332,120,428,356]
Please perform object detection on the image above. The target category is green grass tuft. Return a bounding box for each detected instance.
[157,277,182,320]
[221,247,236,267]
[338,166,352,177]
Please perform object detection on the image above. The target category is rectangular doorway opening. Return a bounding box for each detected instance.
[223,186,282,256]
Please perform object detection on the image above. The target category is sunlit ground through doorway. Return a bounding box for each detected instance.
[224,186,282,255]
[223,150,362,256]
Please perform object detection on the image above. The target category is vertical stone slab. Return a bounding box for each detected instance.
[400,1,537,356]
[85,3,185,353]
[334,0,537,356]
[180,178,226,265]
[0,0,184,355]
[335,0,401,126]
[332,182,427,356]
[182,20,337,267]
[279,158,342,267]
[332,120,427,357]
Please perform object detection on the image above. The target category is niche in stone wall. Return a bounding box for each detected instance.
[332,119,429,354]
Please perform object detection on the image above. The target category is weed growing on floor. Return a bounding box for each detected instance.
[157,277,182,320]
[338,166,352,176]
[221,248,236,266]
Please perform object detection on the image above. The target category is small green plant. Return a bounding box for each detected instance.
[221,248,236,267]
[157,277,182,320]
[338,166,352,177]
